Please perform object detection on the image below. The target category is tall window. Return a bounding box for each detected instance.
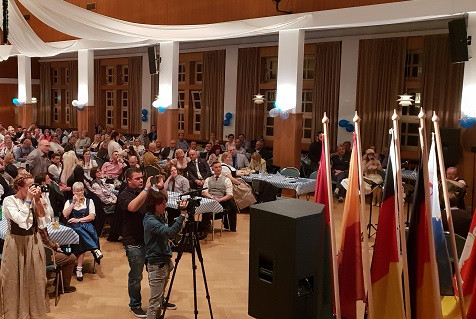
[178,91,185,132]
[191,90,202,134]
[263,90,276,138]
[400,92,421,150]
[50,62,72,128]
[106,90,114,127]
[264,57,278,82]
[53,89,60,123]
[178,63,186,83]
[65,90,71,124]
[303,55,315,80]
[121,65,129,84]
[194,61,203,83]
[405,51,422,78]
[302,90,314,142]
[121,91,128,129]
[52,68,59,85]
[64,68,70,85]
[106,66,115,84]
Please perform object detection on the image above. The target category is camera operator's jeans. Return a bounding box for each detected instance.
[146,260,173,319]
[124,244,146,309]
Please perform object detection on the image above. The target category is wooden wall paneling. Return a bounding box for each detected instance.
[209,0,237,23]
[273,113,303,169]
[0,57,18,78]
[147,0,168,25]
[188,0,212,25]
[93,0,115,19]
[0,105,15,127]
[167,0,190,25]
[236,0,266,20]
[114,0,149,23]
[0,84,17,106]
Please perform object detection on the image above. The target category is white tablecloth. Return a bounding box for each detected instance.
[0,219,79,245]
[241,173,316,195]
[167,191,223,214]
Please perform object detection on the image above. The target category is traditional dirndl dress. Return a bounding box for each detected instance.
[67,199,99,253]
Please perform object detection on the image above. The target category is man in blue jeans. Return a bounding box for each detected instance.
[117,167,174,317]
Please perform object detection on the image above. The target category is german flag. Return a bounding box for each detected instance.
[338,134,365,319]
[407,161,442,319]
[371,140,405,318]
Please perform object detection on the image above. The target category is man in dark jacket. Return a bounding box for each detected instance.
[186,150,211,189]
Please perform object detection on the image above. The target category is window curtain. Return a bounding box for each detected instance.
[128,56,142,134]
[93,59,104,125]
[313,41,341,148]
[421,34,464,129]
[38,62,51,127]
[69,60,78,128]
[201,50,225,140]
[235,47,263,141]
[356,37,406,151]
[150,74,159,128]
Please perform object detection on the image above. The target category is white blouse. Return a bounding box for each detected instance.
[63,199,96,215]
[2,195,47,230]
[38,193,55,229]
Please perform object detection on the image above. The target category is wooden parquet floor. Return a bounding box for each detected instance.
[45,196,385,319]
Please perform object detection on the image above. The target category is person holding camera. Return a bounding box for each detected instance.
[0,174,48,319]
[143,190,187,318]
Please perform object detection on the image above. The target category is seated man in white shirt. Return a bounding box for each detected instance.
[201,161,238,236]
[48,153,62,182]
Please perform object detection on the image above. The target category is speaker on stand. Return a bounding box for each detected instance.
[148,46,159,74]
[448,18,470,63]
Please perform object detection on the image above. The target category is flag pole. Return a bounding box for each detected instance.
[353,111,374,317]
[322,113,341,319]
[418,109,442,319]
[432,112,466,319]
[392,110,412,319]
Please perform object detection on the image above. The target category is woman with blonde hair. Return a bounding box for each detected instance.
[0,174,48,319]
[170,148,189,174]
[60,150,78,185]
[247,152,267,173]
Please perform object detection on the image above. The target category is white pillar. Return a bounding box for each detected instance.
[461,12,476,117]
[223,47,238,139]
[17,55,31,103]
[77,49,94,105]
[158,42,179,109]
[141,53,152,131]
[276,29,304,114]
[337,37,359,145]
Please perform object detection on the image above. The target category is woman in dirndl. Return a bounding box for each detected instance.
[62,182,102,282]
[0,174,48,319]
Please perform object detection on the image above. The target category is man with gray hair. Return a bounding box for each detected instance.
[25,140,51,178]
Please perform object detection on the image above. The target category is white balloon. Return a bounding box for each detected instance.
[279,110,289,120]
[72,100,79,107]
[269,108,279,118]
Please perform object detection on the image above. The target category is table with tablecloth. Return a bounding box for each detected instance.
[166,191,223,214]
[241,173,316,195]
[0,219,79,245]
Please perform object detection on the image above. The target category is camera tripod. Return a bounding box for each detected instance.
[161,200,214,319]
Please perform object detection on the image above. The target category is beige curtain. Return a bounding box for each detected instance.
[69,60,78,128]
[422,34,464,128]
[38,62,51,127]
[356,37,406,151]
[150,73,159,128]
[313,41,341,148]
[201,50,225,140]
[235,47,262,140]
[128,56,142,134]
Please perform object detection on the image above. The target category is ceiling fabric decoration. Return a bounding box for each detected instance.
[17,0,313,43]
[0,0,77,58]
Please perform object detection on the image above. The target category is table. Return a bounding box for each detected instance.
[241,173,316,195]
[0,219,79,245]
[401,169,418,182]
[166,191,223,214]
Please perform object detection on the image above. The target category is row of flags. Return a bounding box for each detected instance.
[314,111,475,319]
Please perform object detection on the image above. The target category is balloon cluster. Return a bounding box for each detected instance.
[152,98,167,113]
[12,98,22,106]
[269,106,289,120]
[223,112,233,126]
[72,100,85,110]
[460,116,476,128]
[141,109,148,122]
[338,119,355,132]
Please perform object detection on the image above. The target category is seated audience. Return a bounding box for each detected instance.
[133,138,146,160]
[177,132,189,151]
[441,166,466,210]
[64,135,77,153]
[186,140,198,157]
[162,140,178,160]
[89,167,117,212]
[220,152,248,180]
[138,129,151,149]
[62,182,103,281]
[60,150,78,186]
[247,152,267,173]
[3,152,18,178]
[148,124,158,142]
[252,139,272,161]
[14,138,35,162]
[331,144,351,203]
[164,165,190,193]
[39,129,52,142]
[127,155,141,170]
[0,135,14,157]
[35,172,66,218]
[101,151,125,179]
[362,148,383,205]
[200,142,213,162]
[238,133,251,153]
[234,138,249,159]
[207,145,222,166]
[49,134,65,154]
[96,134,110,160]
[89,134,103,152]
[81,150,98,179]
[186,149,212,189]
[228,145,249,169]
[48,153,62,182]
[225,134,235,150]
[170,149,189,174]
[221,152,255,210]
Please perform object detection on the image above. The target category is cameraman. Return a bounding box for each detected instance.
[143,190,187,319]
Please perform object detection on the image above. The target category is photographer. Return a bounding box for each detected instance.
[0,174,48,318]
[143,190,187,319]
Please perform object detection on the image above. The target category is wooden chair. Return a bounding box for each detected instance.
[45,246,64,306]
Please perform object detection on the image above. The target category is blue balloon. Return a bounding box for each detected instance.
[141,109,148,116]
[345,123,354,132]
[158,106,166,113]
[141,115,147,122]
[225,112,233,120]
[12,98,19,106]
[460,116,476,128]
[223,119,230,126]
[339,119,349,128]
[77,104,85,111]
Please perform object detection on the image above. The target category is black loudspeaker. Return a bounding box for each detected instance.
[448,18,469,63]
[440,127,461,167]
[248,199,325,319]
[148,46,158,74]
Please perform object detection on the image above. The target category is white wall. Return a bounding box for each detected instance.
[223,47,238,139]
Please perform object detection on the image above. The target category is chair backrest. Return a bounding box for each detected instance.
[280,167,300,177]
[445,232,466,260]
[44,247,56,270]
[309,171,318,179]
[144,165,160,181]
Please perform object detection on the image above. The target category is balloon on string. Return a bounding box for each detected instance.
[223,119,230,126]
[279,110,289,120]
[225,112,233,120]
[12,98,20,106]
[339,119,349,128]
[158,106,166,113]
[141,109,148,116]
[345,123,355,132]
[269,108,280,118]
[72,100,79,107]
[141,115,147,122]
[460,116,476,128]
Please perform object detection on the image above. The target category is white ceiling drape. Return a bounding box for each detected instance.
[0,0,77,59]
[17,0,313,43]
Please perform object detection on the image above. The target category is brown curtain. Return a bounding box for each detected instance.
[128,56,142,134]
[313,41,342,148]
[201,50,225,140]
[422,34,464,129]
[235,47,263,140]
[356,37,406,151]
[38,62,51,127]
[69,60,78,128]
[150,73,159,128]
[93,59,104,126]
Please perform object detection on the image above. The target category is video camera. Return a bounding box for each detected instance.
[177,188,207,216]
[33,183,50,193]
